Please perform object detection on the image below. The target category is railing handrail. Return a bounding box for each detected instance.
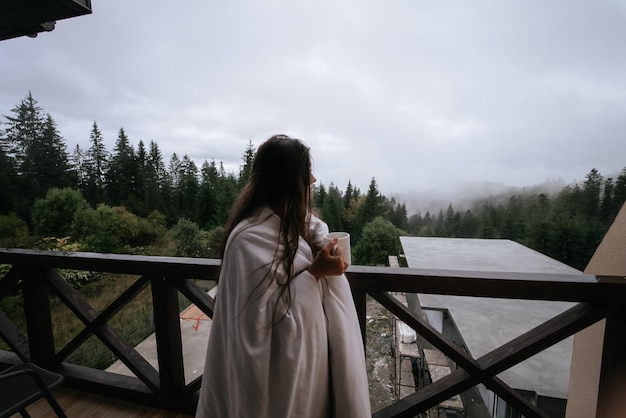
[2,248,624,303]
[347,265,626,303]
[0,248,221,276]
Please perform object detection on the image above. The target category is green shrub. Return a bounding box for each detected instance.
[0,213,32,248]
[31,188,90,237]
[72,205,124,253]
[206,226,224,258]
[169,218,208,257]
[131,212,168,247]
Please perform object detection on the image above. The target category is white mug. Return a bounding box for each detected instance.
[323,232,351,266]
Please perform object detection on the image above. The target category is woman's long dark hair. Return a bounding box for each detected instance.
[219,134,313,320]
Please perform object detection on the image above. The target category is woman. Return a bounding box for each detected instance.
[195,135,371,417]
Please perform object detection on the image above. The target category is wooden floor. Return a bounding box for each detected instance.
[17,386,194,418]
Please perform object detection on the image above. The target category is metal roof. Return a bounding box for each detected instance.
[0,0,92,41]
[400,236,581,399]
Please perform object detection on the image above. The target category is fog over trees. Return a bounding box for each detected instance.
[2,92,625,274]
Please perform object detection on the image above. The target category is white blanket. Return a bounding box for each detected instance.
[196,207,371,418]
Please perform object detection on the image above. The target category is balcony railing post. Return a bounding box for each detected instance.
[151,275,186,398]
[596,307,626,417]
[21,266,56,367]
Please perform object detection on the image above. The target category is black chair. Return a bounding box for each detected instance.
[0,363,66,418]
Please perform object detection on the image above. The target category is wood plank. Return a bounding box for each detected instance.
[427,365,464,411]
[26,386,193,417]
[175,279,215,319]
[0,265,21,299]
[396,322,420,359]
[22,267,56,366]
[346,265,626,303]
[423,349,448,366]
[0,248,220,278]
[151,276,185,394]
[0,310,30,361]
[597,307,626,417]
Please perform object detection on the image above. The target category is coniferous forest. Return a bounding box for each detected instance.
[1,92,625,273]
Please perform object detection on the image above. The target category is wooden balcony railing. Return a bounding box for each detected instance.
[1,248,625,417]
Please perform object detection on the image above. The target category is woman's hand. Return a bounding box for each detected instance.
[307,238,348,280]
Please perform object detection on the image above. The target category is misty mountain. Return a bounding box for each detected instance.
[391,177,570,216]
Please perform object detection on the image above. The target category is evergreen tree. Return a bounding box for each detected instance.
[106,128,138,209]
[1,92,47,212]
[478,202,501,239]
[178,155,200,221]
[146,140,168,217]
[581,168,602,219]
[312,183,327,212]
[613,168,626,214]
[388,201,409,232]
[71,144,86,191]
[198,160,219,228]
[213,162,238,226]
[406,212,424,236]
[459,209,478,237]
[343,181,355,209]
[600,177,615,223]
[238,140,255,187]
[134,140,148,215]
[354,178,383,239]
[320,183,344,231]
[421,212,434,236]
[434,209,446,236]
[168,153,182,219]
[83,122,108,206]
[557,184,583,216]
[21,113,72,195]
[0,145,18,215]
[1,91,44,173]
[501,195,526,241]
[443,204,460,237]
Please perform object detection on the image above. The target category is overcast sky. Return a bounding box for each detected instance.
[1,1,625,201]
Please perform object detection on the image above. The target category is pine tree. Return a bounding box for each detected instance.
[83,122,108,206]
[581,168,602,219]
[135,140,148,215]
[238,140,255,187]
[321,183,344,231]
[178,155,200,221]
[2,92,47,212]
[106,128,138,210]
[613,168,626,213]
[600,177,615,224]
[356,178,384,238]
[1,92,44,174]
[313,183,327,211]
[168,153,182,219]
[198,160,219,228]
[213,161,238,226]
[0,145,17,215]
[388,201,409,232]
[30,114,71,192]
[146,140,168,216]
[343,181,354,209]
[71,144,86,191]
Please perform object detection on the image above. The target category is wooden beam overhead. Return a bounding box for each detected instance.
[0,0,92,41]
